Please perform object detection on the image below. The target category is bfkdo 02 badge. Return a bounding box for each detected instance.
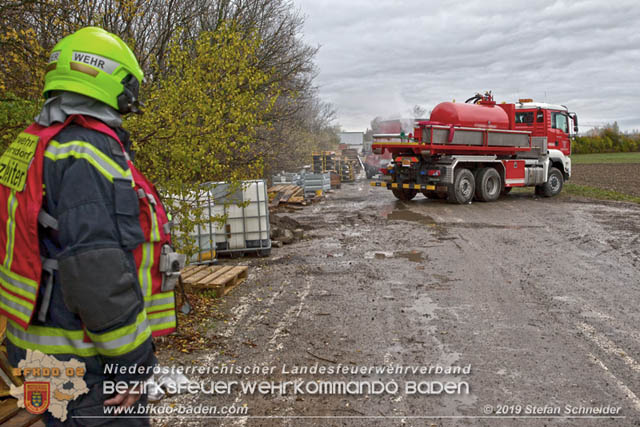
[24,381,50,415]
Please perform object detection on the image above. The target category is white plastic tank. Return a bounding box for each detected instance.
[175,180,270,261]
[204,180,270,253]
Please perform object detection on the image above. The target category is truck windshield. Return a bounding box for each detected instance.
[552,112,568,133]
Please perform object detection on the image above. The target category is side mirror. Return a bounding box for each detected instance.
[570,113,578,134]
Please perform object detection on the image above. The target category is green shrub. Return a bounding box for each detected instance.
[572,124,640,154]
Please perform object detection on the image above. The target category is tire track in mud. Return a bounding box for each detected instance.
[395,193,640,423]
[222,221,420,425]
[479,198,640,418]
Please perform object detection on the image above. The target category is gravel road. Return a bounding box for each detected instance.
[158,182,640,427]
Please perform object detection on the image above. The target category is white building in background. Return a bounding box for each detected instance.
[338,132,364,153]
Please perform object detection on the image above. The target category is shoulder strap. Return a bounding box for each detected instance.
[33,115,118,231]
[70,115,123,147]
[25,115,76,142]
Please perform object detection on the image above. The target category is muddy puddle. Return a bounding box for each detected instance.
[383,204,544,230]
[364,250,426,262]
[386,208,438,226]
[409,294,439,318]
[396,250,426,262]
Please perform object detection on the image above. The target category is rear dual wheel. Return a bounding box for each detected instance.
[448,168,475,204]
[395,167,505,204]
[474,167,502,202]
[448,167,503,204]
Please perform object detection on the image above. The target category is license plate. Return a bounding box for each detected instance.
[402,159,411,167]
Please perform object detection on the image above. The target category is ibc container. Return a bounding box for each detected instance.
[271,172,303,186]
[189,180,271,261]
[303,172,331,194]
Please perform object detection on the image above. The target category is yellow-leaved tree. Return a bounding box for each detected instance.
[0,25,47,150]
[127,24,279,258]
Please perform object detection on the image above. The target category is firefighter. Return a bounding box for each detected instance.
[0,27,181,425]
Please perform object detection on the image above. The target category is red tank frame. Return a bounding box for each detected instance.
[373,94,534,158]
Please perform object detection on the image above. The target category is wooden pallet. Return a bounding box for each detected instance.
[267,184,306,207]
[0,350,43,426]
[181,265,248,296]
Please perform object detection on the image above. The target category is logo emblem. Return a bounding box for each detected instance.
[24,382,50,415]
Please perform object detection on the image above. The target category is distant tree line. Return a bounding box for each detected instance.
[573,122,640,154]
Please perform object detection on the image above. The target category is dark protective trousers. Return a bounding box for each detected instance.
[44,383,150,427]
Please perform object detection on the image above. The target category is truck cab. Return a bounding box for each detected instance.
[514,100,578,157]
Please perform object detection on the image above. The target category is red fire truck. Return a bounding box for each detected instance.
[370,92,578,203]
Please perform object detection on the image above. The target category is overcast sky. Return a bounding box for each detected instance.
[293,0,640,133]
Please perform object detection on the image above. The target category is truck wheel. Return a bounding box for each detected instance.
[541,167,563,197]
[448,168,475,204]
[421,190,437,199]
[392,188,417,201]
[475,168,502,202]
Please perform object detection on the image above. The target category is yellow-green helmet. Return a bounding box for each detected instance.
[44,27,144,114]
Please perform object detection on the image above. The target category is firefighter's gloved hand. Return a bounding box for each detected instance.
[104,385,143,409]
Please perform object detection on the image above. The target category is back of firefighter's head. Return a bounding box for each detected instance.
[43,27,144,114]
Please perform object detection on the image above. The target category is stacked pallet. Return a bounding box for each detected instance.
[312,151,336,174]
[330,171,341,189]
[335,158,356,182]
[181,265,249,297]
[341,148,360,165]
[267,184,306,207]
[0,349,43,426]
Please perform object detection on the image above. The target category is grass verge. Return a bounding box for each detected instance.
[563,183,640,204]
[510,184,640,204]
[571,152,640,164]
